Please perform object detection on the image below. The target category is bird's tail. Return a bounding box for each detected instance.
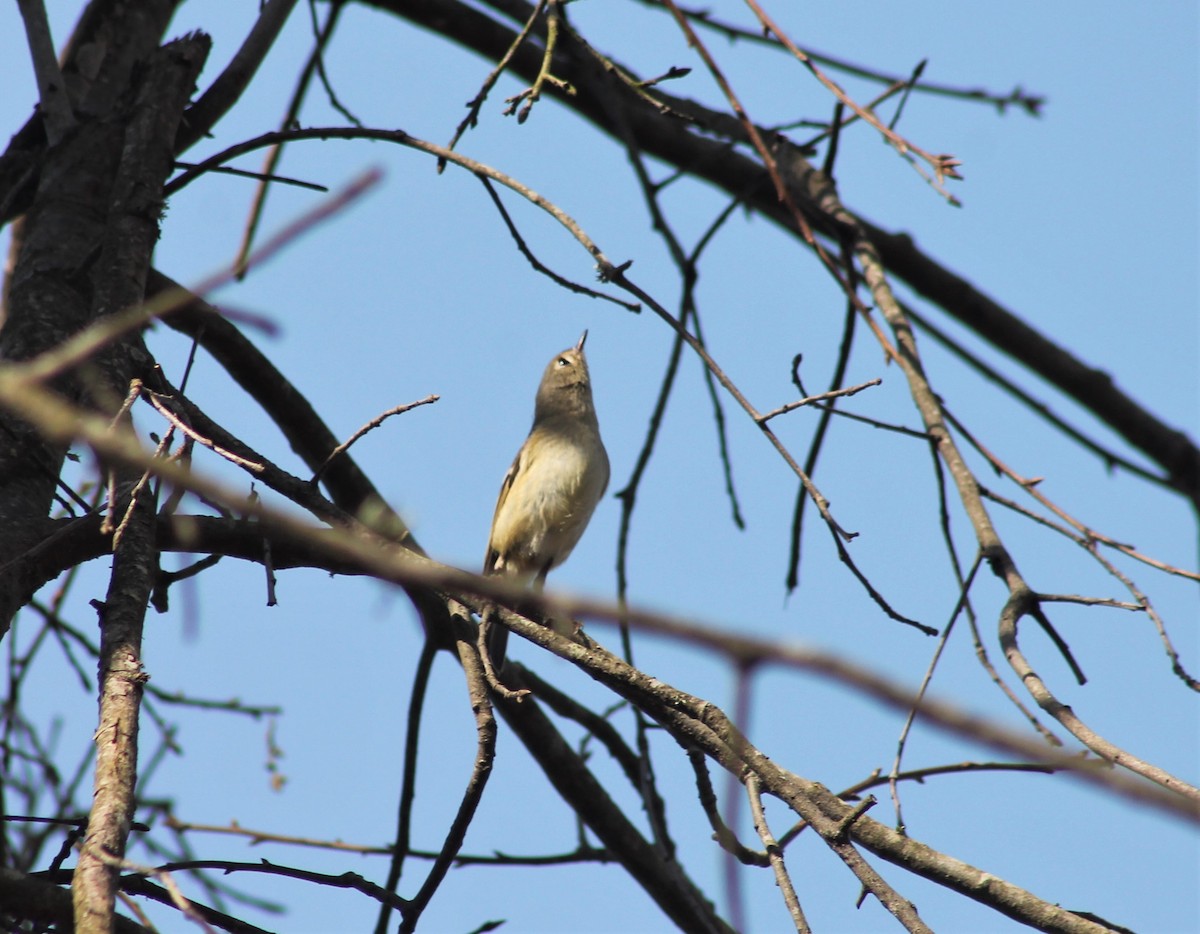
[483,607,508,672]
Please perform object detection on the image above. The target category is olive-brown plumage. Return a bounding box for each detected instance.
[483,332,609,664]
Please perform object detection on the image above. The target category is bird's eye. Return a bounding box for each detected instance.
[556,357,569,367]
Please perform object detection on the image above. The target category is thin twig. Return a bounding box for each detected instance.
[397,611,499,934]
[305,0,361,127]
[757,378,882,423]
[445,0,548,161]
[100,379,146,536]
[889,555,982,833]
[739,0,964,203]
[376,634,436,933]
[504,0,574,123]
[233,0,347,277]
[110,428,172,551]
[999,591,1200,801]
[950,409,1198,583]
[650,1,1044,115]
[746,774,810,933]
[687,750,768,866]
[145,392,266,473]
[1035,593,1144,611]
[87,845,219,934]
[172,160,327,191]
[477,176,640,311]
[166,816,390,855]
[313,395,439,484]
[904,302,1168,488]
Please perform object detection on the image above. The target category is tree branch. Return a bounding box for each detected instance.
[15,0,75,144]
[69,33,210,933]
[175,0,301,153]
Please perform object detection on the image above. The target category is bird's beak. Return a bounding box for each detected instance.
[575,330,588,352]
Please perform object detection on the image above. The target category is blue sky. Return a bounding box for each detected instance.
[2,1,1197,931]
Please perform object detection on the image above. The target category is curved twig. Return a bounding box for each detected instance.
[376,635,439,933]
[396,608,498,934]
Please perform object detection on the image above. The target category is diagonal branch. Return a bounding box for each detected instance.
[175,0,301,153]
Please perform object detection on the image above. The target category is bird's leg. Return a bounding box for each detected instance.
[536,566,589,646]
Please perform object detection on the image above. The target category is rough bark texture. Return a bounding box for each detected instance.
[0,0,179,633]
[58,31,211,934]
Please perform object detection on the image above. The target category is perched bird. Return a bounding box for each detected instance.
[483,331,609,666]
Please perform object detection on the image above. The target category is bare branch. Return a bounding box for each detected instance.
[445,0,546,157]
[396,609,498,933]
[70,34,210,932]
[176,0,301,153]
[757,377,882,423]
[645,2,1044,115]
[745,774,810,932]
[313,395,439,483]
[15,0,75,144]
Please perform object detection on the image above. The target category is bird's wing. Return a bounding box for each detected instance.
[483,445,525,574]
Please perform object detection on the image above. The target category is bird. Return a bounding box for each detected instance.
[482,331,609,668]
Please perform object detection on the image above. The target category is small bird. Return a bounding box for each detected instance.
[483,331,609,667]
